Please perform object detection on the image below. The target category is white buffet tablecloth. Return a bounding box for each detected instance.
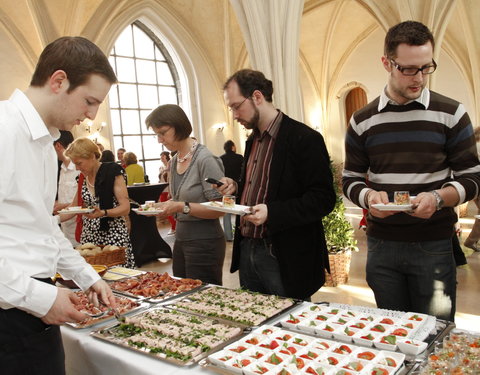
[62,324,213,375]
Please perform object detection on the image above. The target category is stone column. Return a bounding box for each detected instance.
[229,0,304,121]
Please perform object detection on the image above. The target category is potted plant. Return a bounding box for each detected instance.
[322,161,359,286]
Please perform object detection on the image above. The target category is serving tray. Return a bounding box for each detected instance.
[165,286,299,328]
[65,291,148,329]
[91,306,247,366]
[201,324,406,375]
[108,271,203,303]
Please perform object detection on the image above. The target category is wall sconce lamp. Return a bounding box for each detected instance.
[212,122,226,132]
[85,120,107,133]
[84,121,107,143]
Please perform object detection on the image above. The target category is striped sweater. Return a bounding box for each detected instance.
[342,89,480,241]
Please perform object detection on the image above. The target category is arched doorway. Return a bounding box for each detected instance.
[345,87,367,126]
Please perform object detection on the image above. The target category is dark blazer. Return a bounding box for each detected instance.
[231,113,336,300]
[220,151,244,182]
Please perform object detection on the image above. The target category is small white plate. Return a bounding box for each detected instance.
[397,338,428,355]
[58,208,94,214]
[371,203,413,212]
[201,202,252,216]
[132,208,164,215]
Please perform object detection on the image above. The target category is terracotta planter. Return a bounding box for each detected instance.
[324,250,352,287]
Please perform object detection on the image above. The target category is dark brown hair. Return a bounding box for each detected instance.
[160,151,171,161]
[30,36,117,92]
[145,104,192,141]
[384,21,435,59]
[223,69,274,102]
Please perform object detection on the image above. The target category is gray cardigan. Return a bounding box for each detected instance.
[170,144,225,240]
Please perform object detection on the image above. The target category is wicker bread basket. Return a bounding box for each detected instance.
[81,245,126,267]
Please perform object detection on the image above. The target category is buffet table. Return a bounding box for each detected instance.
[62,326,210,375]
[61,297,456,375]
[127,183,171,266]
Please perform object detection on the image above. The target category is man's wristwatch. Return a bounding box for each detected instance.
[430,190,444,211]
[183,202,191,214]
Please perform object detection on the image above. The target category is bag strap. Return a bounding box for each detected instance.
[77,173,84,206]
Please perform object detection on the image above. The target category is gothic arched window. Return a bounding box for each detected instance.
[109,21,179,181]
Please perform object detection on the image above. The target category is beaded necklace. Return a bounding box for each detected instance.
[177,139,198,163]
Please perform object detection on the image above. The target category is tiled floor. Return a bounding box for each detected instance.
[140,201,480,333]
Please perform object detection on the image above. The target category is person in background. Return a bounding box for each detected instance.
[342,21,480,321]
[123,151,145,186]
[219,140,244,241]
[53,130,80,246]
[0,36,117,374]
[116,147,126,168]
[218,69,336,300]
[99,149,115,163]
[146,104,226,285]
[159,150,176,235]
[95,142,104,152]
[64,138,135,268]
[463,127,480,253]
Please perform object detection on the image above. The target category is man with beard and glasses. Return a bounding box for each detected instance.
[216,69,336,300]
[342,21,480,321]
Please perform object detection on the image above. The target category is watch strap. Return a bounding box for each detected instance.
[430,190,444,211]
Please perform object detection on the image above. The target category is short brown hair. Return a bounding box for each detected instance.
[384,21,435,59]
[145,104,192,141]
[30,36,117,93]
[123,151,138,166]
[65,137,101,160]
[223,69,274,102]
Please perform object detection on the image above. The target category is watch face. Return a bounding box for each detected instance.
[183,203,190,214]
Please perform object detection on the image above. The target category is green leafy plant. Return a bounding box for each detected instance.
[322,161,359,254]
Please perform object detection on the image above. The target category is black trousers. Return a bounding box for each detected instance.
[0,280,65,375]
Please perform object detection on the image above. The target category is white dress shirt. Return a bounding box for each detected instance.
[0,89,99,317]
[58,160,80,246]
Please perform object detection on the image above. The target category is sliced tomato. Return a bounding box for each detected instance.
[357,351,375,360]
[385,357,397,367]
[392,328,408,337]
[327,356,339,365]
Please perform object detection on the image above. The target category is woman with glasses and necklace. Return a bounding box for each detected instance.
[146,104,226,285]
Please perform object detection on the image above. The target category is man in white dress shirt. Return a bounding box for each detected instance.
[0,37,118,374]
[54,130,80,246]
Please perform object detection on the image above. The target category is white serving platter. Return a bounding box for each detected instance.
[201,202,252,216]
[371,203,413,212]
[132,208,164,215]
[58,207,94,214]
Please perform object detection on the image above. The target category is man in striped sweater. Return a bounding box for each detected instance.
[342,21,480,321]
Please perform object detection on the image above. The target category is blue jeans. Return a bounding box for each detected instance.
[366,236,456,321]
[239,237,286,297]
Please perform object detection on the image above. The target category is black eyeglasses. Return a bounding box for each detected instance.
[390,59,437,76]
[229,97,249,112]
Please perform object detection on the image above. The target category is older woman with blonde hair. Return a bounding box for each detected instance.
[64,137,135,267]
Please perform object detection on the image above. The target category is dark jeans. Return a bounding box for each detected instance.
[173,237,226,285]
[239,237,287,297]
[366,236,456,321]
[0,307,65,375]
